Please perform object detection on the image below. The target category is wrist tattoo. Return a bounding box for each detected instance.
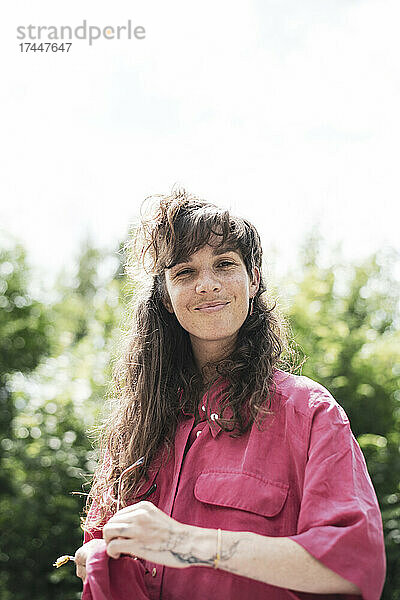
[170,549,215,566]
[170,531,240,569]
[138,527,189,556]
[139,527,241,570]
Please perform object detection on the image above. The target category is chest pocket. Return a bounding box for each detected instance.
[194,470,288,518]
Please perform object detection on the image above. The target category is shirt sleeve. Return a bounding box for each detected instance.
[287,390,386,600]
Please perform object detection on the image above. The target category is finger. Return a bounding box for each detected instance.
[76,564,86,581]
[75,546,88,566]
[106,509,139,526]
[106,512,145,529]
[107,504,157,527]
[103,524,127,543]
[74,553,85,567]
[106,538,137,560]
[113,501,155,517]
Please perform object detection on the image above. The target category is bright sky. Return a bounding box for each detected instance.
[1,0,400,286]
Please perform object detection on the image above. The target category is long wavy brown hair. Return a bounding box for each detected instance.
[84,188,295,530]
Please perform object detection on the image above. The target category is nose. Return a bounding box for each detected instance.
[195,269,221,294]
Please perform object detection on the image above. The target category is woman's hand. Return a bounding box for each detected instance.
[74,538,107,582]
[103,501,214,569]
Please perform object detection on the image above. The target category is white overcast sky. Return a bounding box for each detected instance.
[1,0,400,286]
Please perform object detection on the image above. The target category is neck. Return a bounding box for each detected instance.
[190,335,236,381]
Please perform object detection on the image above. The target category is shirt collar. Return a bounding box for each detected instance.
[180,379,229,438]
[180,369,283,437]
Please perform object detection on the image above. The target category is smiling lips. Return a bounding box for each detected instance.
[194,301,230,313]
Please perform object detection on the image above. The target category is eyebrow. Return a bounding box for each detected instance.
[166,247,239,270]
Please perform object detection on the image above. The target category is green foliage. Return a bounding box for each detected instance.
[0,236,124,599]
[0,398,91,599]
[284,236,400,599]
[0,241,51,376]
[0,240,51,450]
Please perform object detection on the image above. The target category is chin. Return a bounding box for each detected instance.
[192,330,239,343]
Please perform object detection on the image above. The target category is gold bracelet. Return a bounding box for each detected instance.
[213,528,222,569]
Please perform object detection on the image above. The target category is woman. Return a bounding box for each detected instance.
[75,189,385,600]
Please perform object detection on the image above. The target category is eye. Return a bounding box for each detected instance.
[175,268,193,278]
[217,260,235,268]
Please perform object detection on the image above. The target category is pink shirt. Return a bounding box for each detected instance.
[84,370,386,600]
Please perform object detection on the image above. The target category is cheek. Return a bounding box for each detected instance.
[167,287,189,317]
[229,274,251,301]
[234,299,250,327]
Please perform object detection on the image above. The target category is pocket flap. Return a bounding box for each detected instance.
[194,471,288,517]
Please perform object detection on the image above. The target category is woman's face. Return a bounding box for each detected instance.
[163,242,260,366]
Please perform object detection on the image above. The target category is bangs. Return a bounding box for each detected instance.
[136,190,261,277]
[162,207,249,270]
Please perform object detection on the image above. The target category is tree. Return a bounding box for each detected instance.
[0,236,124,599]
[0,237,52,594]
[284,237,400,599]
[0,239,50,442]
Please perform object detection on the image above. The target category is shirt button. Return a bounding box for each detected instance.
[210,413,219,421]
[152,567,157,577]
[201,405,206,412]
[196,430,202,437]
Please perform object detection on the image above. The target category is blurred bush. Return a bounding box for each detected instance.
[284,234,400,599]
[0,236,124,599]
